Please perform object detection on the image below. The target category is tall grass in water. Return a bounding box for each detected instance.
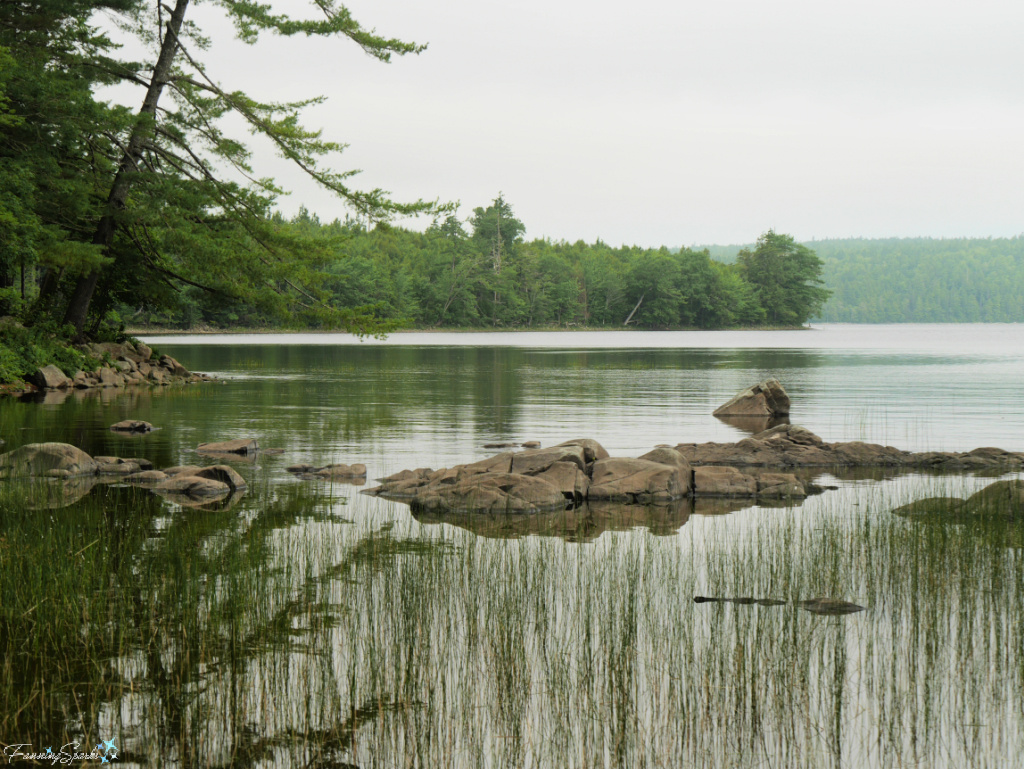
[1,475,1021,767]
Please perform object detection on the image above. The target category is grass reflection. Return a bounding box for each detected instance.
[1,477,1022,767]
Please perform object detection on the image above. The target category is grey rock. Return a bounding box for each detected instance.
[29,364,72,390]
[589,457,690,503]
[197,438,259,455]
[0,442,98,478]
[713,378,791,418]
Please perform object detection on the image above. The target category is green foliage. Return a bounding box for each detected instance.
[0,321,103,383]
[0,0,442,339]
[737,231,831,326]
[123,204,804,331]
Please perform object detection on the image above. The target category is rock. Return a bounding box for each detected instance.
[638,447,690,468]
[314,463,367,479]
[964,480,1024,520]
[136,343,153,361]
[163,465,204,476]
[755,472,806,498]
[798,598,866,616]
[123,470,169,485]
[589,457,690,503]
[510,445,586,474]
[110,420,155,433]
[189,464,248,491]
[521,440,541,448]
[196,438,259,455]
[0,442,98,478]
[713,378,791,418]
[28,364,72,390]
[72,370,90,388]
[160,355,189,377]
[553,438,610,463]
[531,460,590,502]
[97,367,121,387]
[693,466,758,496]
[287,464,317,474]
[483,442,517,449]
[892,497,969,519]
[461,452,514,475]
[112,360,132,373]
[410,472,566,514]
[153,475,232,499]
[95,459,142,475]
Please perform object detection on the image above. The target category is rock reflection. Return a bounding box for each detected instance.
[714,413,790,435]
[412,499,692,541]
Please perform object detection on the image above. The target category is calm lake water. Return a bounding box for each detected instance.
[1,323,1022,768]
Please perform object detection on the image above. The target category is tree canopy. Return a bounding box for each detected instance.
[736,230,831,326]
[0,0,438,339]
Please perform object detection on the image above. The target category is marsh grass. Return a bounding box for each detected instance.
[1,472,1022,767]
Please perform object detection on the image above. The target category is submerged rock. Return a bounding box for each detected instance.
[110,419,155,433]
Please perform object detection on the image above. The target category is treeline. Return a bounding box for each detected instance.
[700,237,1024,323]
[124,200,830,331]
[814,238,1024,323]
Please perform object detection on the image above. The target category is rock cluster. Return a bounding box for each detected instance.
[365,437,812,514]
[675,423,1024,471]
[0,441,247,506]
[27,341,212,392]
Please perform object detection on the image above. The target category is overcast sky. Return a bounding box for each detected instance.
[116,0,1024,247]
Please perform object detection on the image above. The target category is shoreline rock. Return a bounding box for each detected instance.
[17,340,212,396]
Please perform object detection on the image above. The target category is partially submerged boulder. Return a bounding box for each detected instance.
[589,458,691,503]
[411,472,566,514]
[713,378,791,418]
[110,420,155,433]
[0,442,98,478]
[154,475,233,499]
[197,438,259,456]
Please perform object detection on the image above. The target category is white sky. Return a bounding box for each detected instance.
[112,0,1024,247]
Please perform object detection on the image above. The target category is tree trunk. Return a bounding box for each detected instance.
[63,0,191,337]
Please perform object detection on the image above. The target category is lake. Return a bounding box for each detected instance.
[1,323,1022,767]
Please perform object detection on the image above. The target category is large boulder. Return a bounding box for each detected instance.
[693,466,757,497]
[713,379,791,418]
[153,475,233,499]
[314,463,367,480]
[28,365,71,390]
[963,480,1024,520]
[189,464,248,491]
[0,442,98,478]
[410,472,566,514]
[531,460,590,503]
[553,438,610,463]
[589,458,690,503]
[511,445,587,474]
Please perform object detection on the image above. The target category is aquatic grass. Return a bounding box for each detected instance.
[2,470,1022,766]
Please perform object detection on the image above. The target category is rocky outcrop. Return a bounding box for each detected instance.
[0,442,247,506]
[20,340,212,394]
[366,438,804,514]
[589,458,690,503]
[676,424,1024,471]
[713,379,791,418]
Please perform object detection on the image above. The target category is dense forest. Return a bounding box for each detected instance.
[703,237,1024,323]
[120,202,828,331]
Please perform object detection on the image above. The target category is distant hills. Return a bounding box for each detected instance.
[696,237,1024,323]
